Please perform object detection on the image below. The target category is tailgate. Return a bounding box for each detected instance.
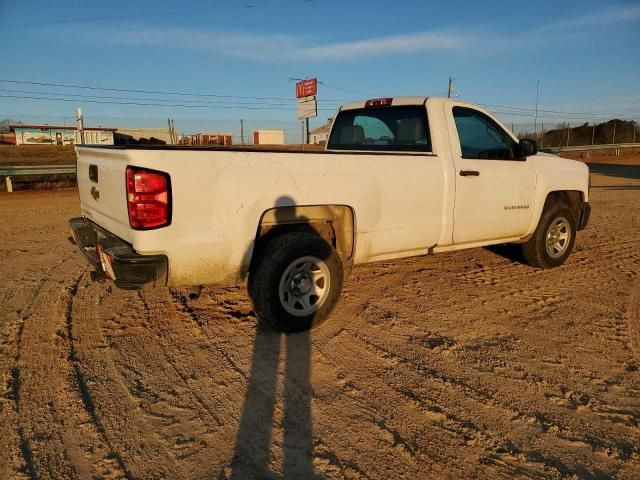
[76,146,133,243]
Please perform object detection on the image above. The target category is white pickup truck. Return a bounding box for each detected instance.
[70,96,591,331]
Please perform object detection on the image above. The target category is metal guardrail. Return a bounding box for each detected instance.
[540,143,639,153]
[0,164,76,192]
[0,164,76,176]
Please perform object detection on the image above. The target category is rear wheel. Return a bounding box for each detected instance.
[248,232,343,332]
[522,203,576,268]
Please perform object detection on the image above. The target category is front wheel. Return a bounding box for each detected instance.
[521,204,577,269]
[248,232,343,332]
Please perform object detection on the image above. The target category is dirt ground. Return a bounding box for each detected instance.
[1,161,639,479]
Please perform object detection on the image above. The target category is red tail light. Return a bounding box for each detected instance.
[365,98,393,108]
[126,167,171,229]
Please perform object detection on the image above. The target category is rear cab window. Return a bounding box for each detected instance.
[328,105,431,152]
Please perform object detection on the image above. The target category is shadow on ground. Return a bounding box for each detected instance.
[485,243,527,264]
[591,185,640,191]
[588,163,640,181]
[230,327,314,479]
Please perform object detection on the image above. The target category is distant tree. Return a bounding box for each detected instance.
[0,119,22,133]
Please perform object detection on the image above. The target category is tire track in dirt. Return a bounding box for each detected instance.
[1,260,63,480]
[0,190,86,478]
[69,282,262,478]
[65,277,132,480]
[353,323,639,458]
[3,255,80,479]
[70,281,190,479]
[167,286,427,479]
[12,260,130,479]
[163,288,300,478]
[627,278,640,358]
[313,197,640,477]
[316,323,639,478]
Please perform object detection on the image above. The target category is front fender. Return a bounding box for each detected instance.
[525,154,590,236]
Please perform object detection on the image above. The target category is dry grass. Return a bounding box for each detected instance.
[560,149,640,165]
[0,145,77,166]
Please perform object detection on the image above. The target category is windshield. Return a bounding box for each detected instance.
[327,106,431,152]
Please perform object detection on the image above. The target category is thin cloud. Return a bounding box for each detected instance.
[304,32,469,59]
[535,3,640,33]
[70,3,640,62]
[101,27,471,62]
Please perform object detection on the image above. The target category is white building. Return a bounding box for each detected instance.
[253,129,285,145]
[10,124,115,145]
[309,118,333,145]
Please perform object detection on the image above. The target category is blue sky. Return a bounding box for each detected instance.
[0,0,639,135]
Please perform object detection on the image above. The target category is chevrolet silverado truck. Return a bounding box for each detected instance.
[69,96,591,331]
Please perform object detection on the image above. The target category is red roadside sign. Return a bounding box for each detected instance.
[296,78,317,98]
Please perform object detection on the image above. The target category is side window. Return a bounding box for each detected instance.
[453,107,517,160]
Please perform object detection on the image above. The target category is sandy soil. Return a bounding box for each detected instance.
[1,164,639,479]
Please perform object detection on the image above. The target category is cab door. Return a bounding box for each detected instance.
[445,103,536,244]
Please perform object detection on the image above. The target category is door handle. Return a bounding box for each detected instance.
[459,170,480,177]
[89,164,98,182]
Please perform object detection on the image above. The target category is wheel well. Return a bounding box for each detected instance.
[545,190,583,221]
[250,205,355,273]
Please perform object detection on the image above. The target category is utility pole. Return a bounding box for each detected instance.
[612,120,616,144]
[540,123,544,148]
[76,107,85,144]
[534,80,540,140]
[566,123,570,147]
[447,77,454,98]
[240,119,245,145]
[588,123,596,160]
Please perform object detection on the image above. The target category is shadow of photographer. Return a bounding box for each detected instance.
[230,195,336,479]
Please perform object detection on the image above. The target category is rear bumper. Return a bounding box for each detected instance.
[578,202,591,231]
[69,217,167,290]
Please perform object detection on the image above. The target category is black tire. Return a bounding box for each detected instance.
[521,203,577,269]
[248,232,343,332]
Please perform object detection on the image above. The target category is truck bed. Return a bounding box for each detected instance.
[81,144,326,153]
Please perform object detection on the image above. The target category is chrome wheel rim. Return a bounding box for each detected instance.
[546,216,571,259]
[278,255,330,317]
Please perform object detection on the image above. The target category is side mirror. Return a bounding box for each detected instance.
[519,138,537,158]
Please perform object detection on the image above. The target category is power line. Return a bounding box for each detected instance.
[318,81,381,98]
[489,109,628,120]
[1,78,636,120]
[8,9,216,27]
[0,88,344,108]
[3,1,295,28]
[0,78,350,103]
[479,103,626,118]
[6,0,322,27]
[0,94,339,112]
